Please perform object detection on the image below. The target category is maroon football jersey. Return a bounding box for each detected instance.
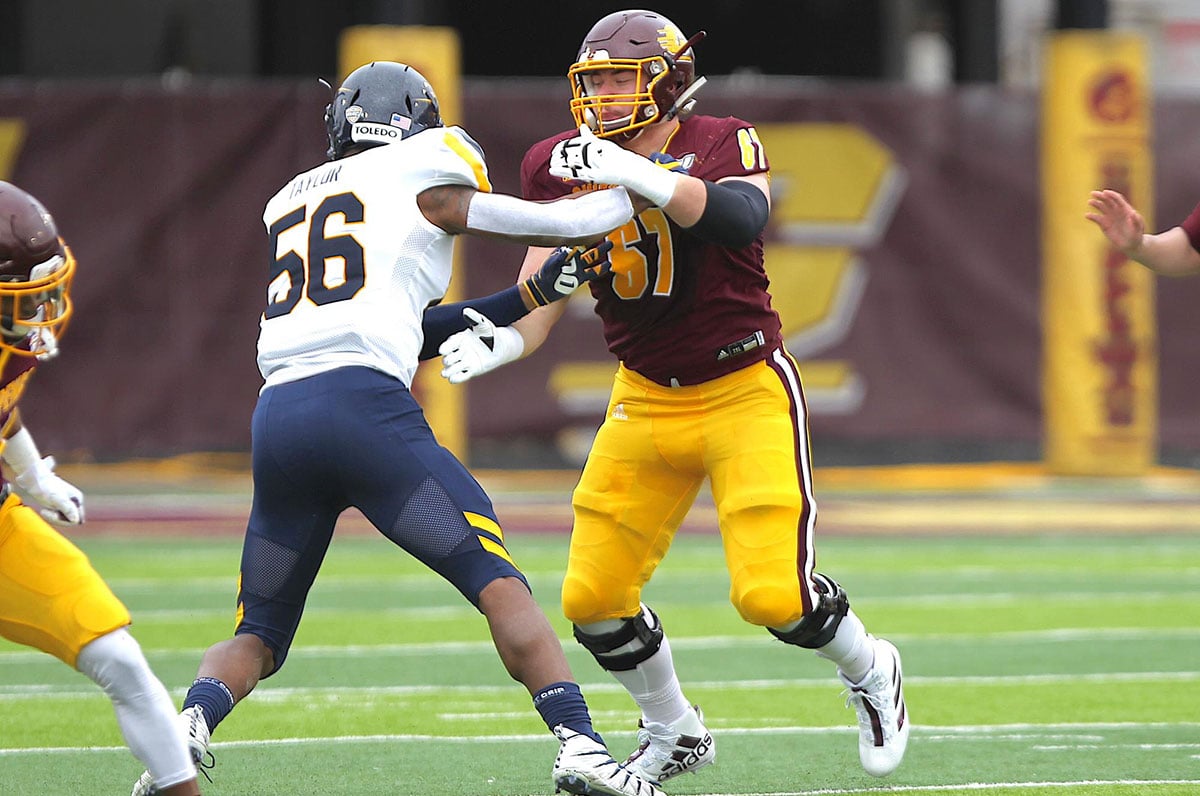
[0,352,37,487]
[522,115,780,386]
[1181,200,1200,253]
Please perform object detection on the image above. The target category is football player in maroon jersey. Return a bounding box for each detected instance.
[0,182,202,794]
[1087,189,1200,275]
[438,9,909,784]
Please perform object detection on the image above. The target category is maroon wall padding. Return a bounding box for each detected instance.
[3,79,1198,460]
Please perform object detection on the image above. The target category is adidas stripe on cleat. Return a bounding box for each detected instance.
[624,704,715,784]
[839,637,909,777]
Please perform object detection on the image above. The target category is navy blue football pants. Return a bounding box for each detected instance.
[234,365,526,674]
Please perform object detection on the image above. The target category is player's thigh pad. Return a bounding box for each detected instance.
[706,356,814,627]
[563,367,704,624]
[0,493,130,667]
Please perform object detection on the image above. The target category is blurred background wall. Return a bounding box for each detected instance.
[2,0,1198,469]
[7,0,1200,88]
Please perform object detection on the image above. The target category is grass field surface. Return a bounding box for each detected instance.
[1,500,1198,795]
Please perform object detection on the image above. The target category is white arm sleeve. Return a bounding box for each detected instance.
[464,187,634,244]
[2,426,41,474]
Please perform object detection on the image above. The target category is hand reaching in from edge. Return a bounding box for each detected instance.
[1086,189,1145,256]
[14,455,84,524]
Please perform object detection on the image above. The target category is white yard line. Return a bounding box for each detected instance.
[2,723,1199,754]
[2,626,1197,664]
[0,670,1197,701]
[0,670,1197,700]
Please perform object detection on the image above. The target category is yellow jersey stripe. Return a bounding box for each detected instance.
[444,132,492,193]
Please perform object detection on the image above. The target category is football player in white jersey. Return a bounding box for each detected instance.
[133,62,662,796]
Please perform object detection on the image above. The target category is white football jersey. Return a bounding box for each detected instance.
[256,126,491,390]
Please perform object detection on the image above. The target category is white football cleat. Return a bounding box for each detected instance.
[840,637,909,777]
[179,705,213,767]
[552,725,664,796]
[624,704,715,783]
[129,770,156,796]
[130,705,214,795]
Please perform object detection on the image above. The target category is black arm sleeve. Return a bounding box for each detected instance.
[418,285,528,360]
[685,179,770,248]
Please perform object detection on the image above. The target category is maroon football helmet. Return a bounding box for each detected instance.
[568,10,707,139]
[0,181,74,357]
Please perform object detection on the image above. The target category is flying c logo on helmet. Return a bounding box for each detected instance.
[657,25,687,56]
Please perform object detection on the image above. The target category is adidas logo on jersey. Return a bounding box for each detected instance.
[611,403,628,420]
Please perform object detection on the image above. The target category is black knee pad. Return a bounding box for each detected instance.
[573,605,665,672]
[768,572,850,649]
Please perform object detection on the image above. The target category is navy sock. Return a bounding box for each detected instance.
[183,677,236,733]
[533,681,604,745]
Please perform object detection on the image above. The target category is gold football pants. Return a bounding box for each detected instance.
[0,491,131,667]
[563,348,821,628]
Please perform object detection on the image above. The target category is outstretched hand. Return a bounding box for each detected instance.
[1086,189,1145,255]
[438,308,525,384]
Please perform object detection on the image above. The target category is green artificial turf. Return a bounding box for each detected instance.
[1,531,1196,795]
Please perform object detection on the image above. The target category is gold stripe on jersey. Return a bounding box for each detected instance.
[0,411,15,455]
[0,369,33,420]
[444,132,492,193]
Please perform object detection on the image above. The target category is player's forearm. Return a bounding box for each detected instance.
[1,418,39,471]
[512,302,567,359]
[464,188,634,245]
[1128,227,1200,276]
[658,175,707,227]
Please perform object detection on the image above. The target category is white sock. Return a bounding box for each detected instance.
[813,609,875,683]
[76,629,195,788]
[583,607,692,727]
[610,633,692,727]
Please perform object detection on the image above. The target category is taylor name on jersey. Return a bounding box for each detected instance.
[256,126,491,391]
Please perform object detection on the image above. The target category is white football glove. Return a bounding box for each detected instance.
[549,125,680,207]
[13,455,84,525]
[439,308,525,385]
